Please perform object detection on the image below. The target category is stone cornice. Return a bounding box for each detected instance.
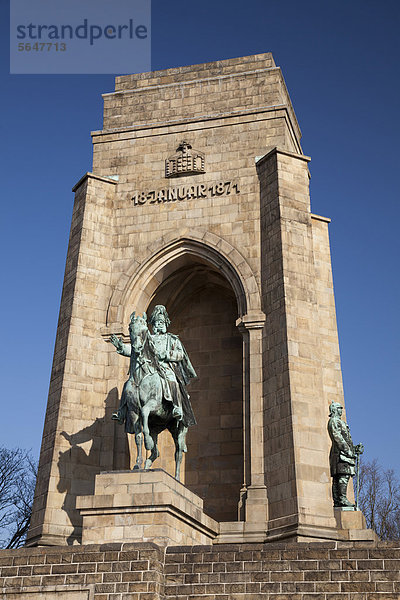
[104,66,280,97]
[311,213,331,223]
[92,104,290,138]
[255,146,311,166]
[72,172,119,192]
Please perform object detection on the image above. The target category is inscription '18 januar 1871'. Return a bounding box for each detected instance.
[132,181,240,206]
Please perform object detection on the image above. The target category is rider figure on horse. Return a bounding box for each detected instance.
[111,305,197,428]
[148,305,197,424]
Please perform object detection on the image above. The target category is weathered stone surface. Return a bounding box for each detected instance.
[77,469,219,546]
[2,541,400,599]
[27,52,360,548]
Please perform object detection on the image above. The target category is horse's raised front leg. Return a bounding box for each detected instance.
[144,430,159,470]
[174,424,188,481]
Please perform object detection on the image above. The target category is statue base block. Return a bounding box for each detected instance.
[77,469,219,546]
[334,508,378,541]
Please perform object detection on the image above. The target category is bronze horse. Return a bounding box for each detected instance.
[111,313,188,480]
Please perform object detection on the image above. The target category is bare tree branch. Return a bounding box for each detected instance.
[0,447,38,548]
[358,458,400,540]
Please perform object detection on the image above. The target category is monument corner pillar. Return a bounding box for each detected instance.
[258,147,339,541]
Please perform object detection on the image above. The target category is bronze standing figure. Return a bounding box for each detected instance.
[328,401,362,508]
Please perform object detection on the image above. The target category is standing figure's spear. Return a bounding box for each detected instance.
[354,443,364,510]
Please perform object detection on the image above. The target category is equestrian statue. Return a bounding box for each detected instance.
[110,305,197,480]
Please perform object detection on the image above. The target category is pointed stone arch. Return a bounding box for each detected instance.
[106,230,261,328]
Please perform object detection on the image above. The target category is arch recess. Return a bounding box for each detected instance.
[106,230,261,327]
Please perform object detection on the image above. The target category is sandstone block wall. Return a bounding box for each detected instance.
[29,52,307,545]
[258,148,340,537]
[165,541,400,598]
[1,541,400,599]
[28,52,350,546]
[0,542,164,600]
[28,174,118,547]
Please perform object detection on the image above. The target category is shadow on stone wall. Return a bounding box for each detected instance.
[57,387,119,544]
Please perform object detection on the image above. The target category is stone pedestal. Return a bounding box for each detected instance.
[77,469,219,547]
[334,508,378,542]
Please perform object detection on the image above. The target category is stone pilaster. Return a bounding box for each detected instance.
[258,147,338,541]
[27,173,117,546]
[237,313,268,530]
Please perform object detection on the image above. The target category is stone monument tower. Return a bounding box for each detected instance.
[26,53,367,547]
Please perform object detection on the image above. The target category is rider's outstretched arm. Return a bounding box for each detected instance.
[110,334,131,357]
[117,343,131,357]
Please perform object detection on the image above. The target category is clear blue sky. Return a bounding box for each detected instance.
[1,0,399,473]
